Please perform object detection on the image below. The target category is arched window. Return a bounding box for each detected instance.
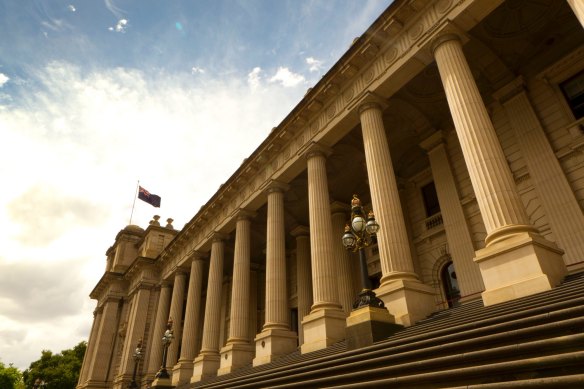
[440,261,461,308]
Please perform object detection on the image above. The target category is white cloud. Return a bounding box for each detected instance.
[191,66,205,74]
[0,61,307,368]
[306,57,324,72]
[110,19,128,33]
[269,67,305,87]
[0,73,9,87]
[68,5,76,12]
[105,0,126,19]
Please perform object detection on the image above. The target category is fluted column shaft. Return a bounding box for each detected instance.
[78,308,102,385]
[568,0,584,28]
[291,227,312,345]
[200,237,225,353]
[421,134,485,298]
[179,256,205,362]
[359,103,417,280]
[167,271,187,367]
[147,283,172,375]
[264,186,290,330]
[119,287,151,376]
[228,216,252,343]
[331,207,355,314]
[433,35,532,245]
[500,88,584,264]
[306,149,342,310]
[86,298,121,381]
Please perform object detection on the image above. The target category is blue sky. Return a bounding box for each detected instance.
[0,0,391,370]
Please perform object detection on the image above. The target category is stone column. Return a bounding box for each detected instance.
[191,234,227,382]
[253,181,297,366]
[358,97,435,326]
[219,211,256,375]
[291,226,312,346]
[330,202,356,314]
[432,33,566,305]
[495,80,584,267]
[568,0,584,28]
[78,307,102,386]
[172,253,205,385]
[420,132,485,300]
[113,286,152,389]
[167,270,187,369]
[300,143,346,353]
[85,297,122,384]
[146,283,172,380]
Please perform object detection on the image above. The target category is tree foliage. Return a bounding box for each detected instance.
[23,341,86,389]
[0,361,24,389]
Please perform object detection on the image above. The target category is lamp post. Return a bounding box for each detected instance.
[129,338,143,389]
[342,194,385,310]
[155,318,174,379]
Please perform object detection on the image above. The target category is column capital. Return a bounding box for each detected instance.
[355,92,388,115]
[330,200,350,215]
[187,250,207,262]
[290,225,310,237]
[298,141,332,160]
[233,208,257,221]
[419,130,446,152]
[261,179,290,194]
[210,231,230,243]
[492,76,526,104]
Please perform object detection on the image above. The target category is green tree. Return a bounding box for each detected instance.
[0,361,24,389]
[23,341,86,389]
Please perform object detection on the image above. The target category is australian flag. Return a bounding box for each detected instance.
[138,186,161,208]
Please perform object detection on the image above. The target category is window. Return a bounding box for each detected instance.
[560,70,584,119]
[421,182,440,217]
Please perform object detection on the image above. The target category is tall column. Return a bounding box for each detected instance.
[113,286,152,389]
[85,297,122,384]
[253,181,297,366]
[330,202,356,314]
[146,283,172,380]
[300,143,346,354]
[291,226,312,346]
[432,33,566,305]
[568,0,584,28]
[495,81,584,267]
[166,270,187,369]
[191,234,227,382]
[219,211,256,375]
[77,308,102,387]
[359,97,435,325]
[172,253,205,385]
[420,132,485,300]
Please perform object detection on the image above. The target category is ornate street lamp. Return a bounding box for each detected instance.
[155,318,174,379]
[342,194,385,309]
[129,338,143,389]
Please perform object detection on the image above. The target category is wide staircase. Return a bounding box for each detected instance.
[186,272,584,388]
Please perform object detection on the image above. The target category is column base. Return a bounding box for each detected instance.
[218,342,254,376]
[475,231,566,306]
[300,307,346,354]
[171,359,194,386]
[190,352,220,383]
[345,306,402,350]
[150,376,174,389]
[376,277,436,326]
[252,328,298,366]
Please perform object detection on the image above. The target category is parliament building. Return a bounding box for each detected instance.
[77,0,584,388]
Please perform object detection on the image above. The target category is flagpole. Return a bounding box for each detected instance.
[129,180,140,225]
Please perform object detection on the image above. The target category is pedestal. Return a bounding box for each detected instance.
[150,376,174,389]
[190,352,220,383]
[300,308,346,354]
[217,342,255,375]
[345,306,402,350]
[170,359,193,386]
[376,279,436,326]
[252,329,298,366]
[475,231,566,306]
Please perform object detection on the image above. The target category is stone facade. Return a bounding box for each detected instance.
[77,1,584,388]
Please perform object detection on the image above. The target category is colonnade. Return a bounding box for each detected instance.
[78,18,581,386]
